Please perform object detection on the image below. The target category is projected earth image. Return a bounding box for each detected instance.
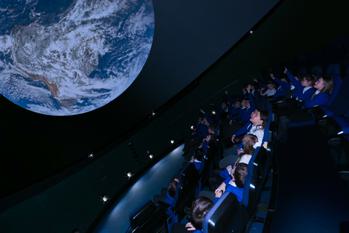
[0,0,154,116]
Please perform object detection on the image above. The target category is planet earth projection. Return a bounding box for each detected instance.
[0,0,155,116]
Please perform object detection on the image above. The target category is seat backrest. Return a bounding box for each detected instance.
[127,202,169,233]
[326,64,343,105]
[241,146,271,215]
[253,147,270,186]
[262,103,273,143]
[202,192,248,233]
[242,147,260,207]
[129,201,158,227]
[329,74,349,116]
[174,163,200,218]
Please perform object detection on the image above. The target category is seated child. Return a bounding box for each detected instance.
[219,134,257,182]
[185,197,214,233]
[173,197,213,233]
[214,163,248,203]
[304,75,333,109]
[231,108,268,149]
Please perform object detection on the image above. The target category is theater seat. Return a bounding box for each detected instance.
[129,201,158,228]
[127,201,169,233]
[202,192,248,233]
[175,163,200,218]
[326,64,342,105]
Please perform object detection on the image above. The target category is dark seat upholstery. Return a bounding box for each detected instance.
[127,201,169,233]
[174,163,200,218]
[202,192,248,233]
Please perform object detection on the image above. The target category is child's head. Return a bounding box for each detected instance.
[246,83,255,92]
[241,99,250,108]
[301,75,314,87]
[314,75,333,93]
[234,99,241,108]
[191,197,213,230]
[201,117,210,126]
[208,125,216,135]
[167,178,179,197]
[242,134,258,154]
[280,74,288,82]
[267,83,276,89]
[233,163,248,188]
[193,148,205,161]
[250,109,269,127]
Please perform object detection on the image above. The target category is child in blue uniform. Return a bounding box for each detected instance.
[304,75,333,108]
[173,197,213,233]
[219,134,257,181]
[269,73,291,99]
[284,67,316,102]
[214,163,248,203]
[231,108,268,149]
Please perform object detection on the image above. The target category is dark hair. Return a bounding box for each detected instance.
[267,82,276,87]
[302,74,314,83]
[191,197,213,229]
[242,134,258,154]
[258,109,269,127]
[280,74,288,82]
[194,148,205,161]
[233,163,248,188]
[167,178,179,197]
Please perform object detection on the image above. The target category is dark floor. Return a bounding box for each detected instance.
[270,126,349,233]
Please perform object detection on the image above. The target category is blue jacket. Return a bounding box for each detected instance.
[228,106,240,120]
[286,70,316,101]
[233,122,252,137]
[195,123,208,140]
[301,87,316,102]
[194,161,204,173]
[286,70,303,99]
[273,78,290,98]
[239,107,253,124]
[304,92,330,108]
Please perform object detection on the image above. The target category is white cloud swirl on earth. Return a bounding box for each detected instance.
[0,0,154,115]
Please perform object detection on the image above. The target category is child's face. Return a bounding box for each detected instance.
[241,100,250,108]
[250,110,263,125]
[301,78,312,87]
[314,78,326,91]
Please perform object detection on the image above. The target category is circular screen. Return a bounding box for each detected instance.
[0,0,155,116]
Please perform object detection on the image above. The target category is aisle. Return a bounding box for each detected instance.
[270,126,349,233]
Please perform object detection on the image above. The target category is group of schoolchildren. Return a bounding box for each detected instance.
[156,66,338,233]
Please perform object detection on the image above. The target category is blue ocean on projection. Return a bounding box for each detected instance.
[0,0,154,116]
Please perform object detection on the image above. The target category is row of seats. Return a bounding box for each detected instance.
[124,37,349,233]
[270,63,349,172]
[126,87,275,233]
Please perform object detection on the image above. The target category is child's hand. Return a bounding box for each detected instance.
[215,188,224,198]
[231,134,236,143]
[185,222,196,231]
